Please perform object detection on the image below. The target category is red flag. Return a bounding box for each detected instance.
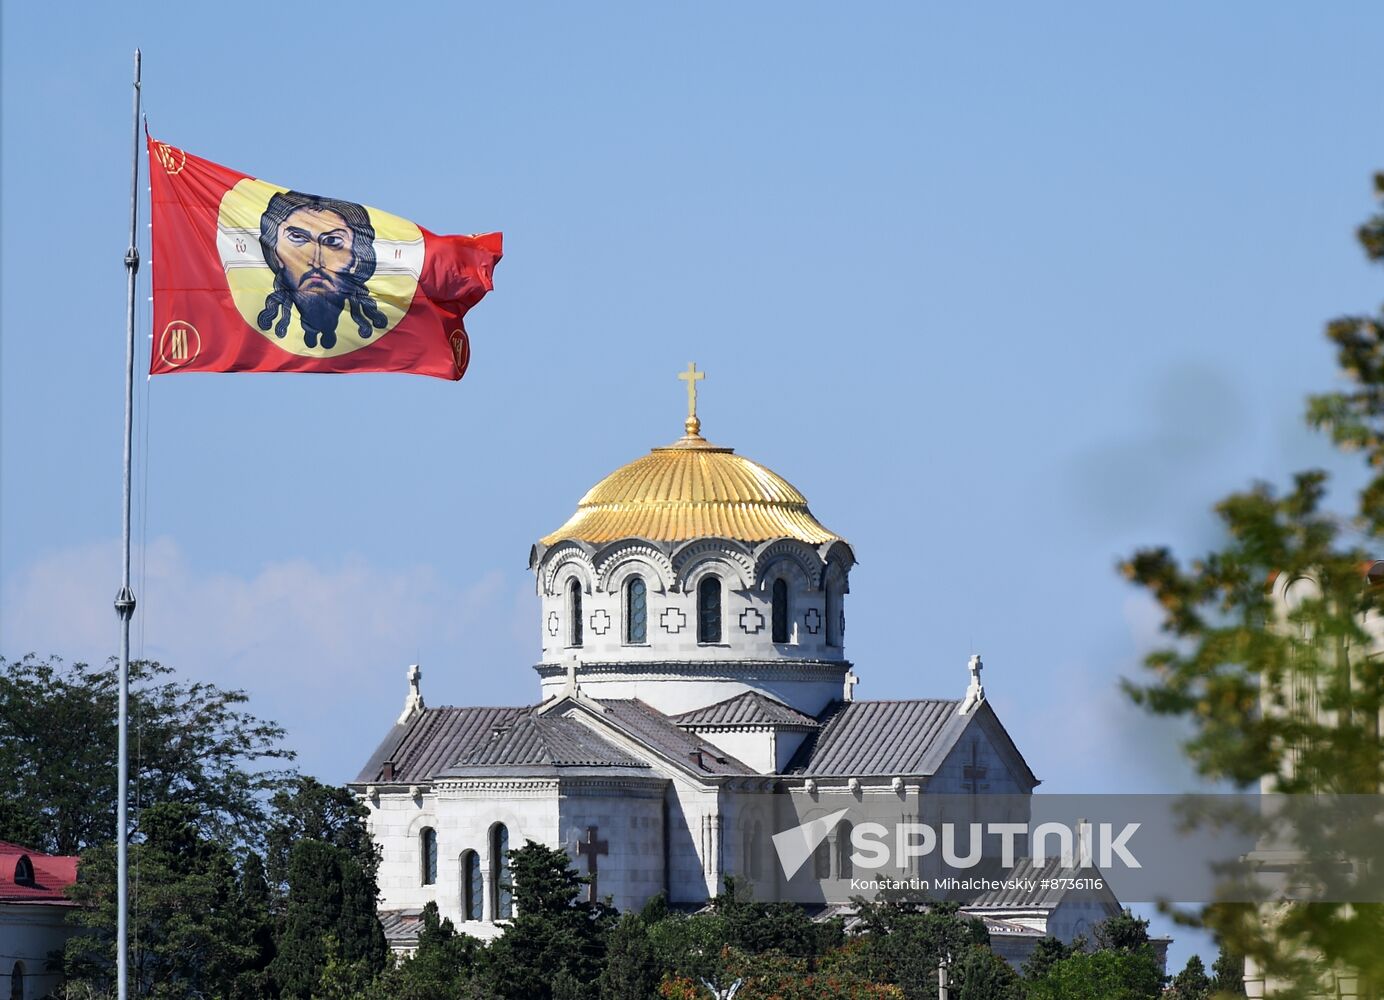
[147,137,501,380]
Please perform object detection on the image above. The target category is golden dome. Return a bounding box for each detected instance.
[539,425,841,547]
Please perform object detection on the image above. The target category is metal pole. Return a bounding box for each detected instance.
[114,47,142,1000]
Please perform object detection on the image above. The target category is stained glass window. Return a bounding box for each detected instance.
[772,579,789,643]
[568,580,583,648]
[421,827,437,885]
[492,824,513,919]
[698,577,721,644]
[462,850,482,920]
[626,576,647,644]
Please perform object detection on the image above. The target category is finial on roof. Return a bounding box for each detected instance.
[958,653,985,714]
[397,663,425,724]
[677,361,705,438]
[843,669,860,703]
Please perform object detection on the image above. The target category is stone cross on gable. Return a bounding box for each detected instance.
[576,826,608,903]
[397,663,425,724]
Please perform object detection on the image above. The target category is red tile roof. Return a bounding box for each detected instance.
[0,841,79,905]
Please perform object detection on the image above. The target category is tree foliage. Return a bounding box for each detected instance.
[1121,172,1384,995]
[0,655,294,855]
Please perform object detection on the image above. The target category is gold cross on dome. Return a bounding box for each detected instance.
[677,362,705,435]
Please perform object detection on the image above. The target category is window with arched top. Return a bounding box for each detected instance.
[461,850,482,921]
[567,580,583,647]
[491,824,513,919]
[836,821,854,878]
[750,821,764,879]
[697,577,722,644]
[825,583,842,647]
[626,576,647,644]
[813,834,831,879]
[13,856,33,887]
[771,578,789,643]
[10,962,22,1000]
[420,827,438,885]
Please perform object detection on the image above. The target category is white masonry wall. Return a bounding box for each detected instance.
[366,782,560,937]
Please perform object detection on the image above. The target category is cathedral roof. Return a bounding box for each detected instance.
[538,424,841,547]
[786,699,1038,785]
[586,699,758,776]
[673,690,820,729]
[354,705,526,784]
[786,699,968,776]
[447,715,649,771]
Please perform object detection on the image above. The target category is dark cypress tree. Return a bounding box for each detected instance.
[598,914,661,1000]
[271,838,387,998]
[480,840,614,1000]
[1021,937,1073,981]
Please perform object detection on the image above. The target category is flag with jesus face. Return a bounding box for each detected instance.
[147,136,502,380]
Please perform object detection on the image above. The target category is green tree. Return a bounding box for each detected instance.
[1211,941,1247,995]
[825,898,989,1000]
[599,913,661,1000]
[364,902,484,1000]
[270,838,388,998]
[1025,948,1164,1000]
[1093,909,1151,953]
[953,946,1021,1000]
[480,840,615,1000]
[1121,172,1384,996]
[63,802,270,999]
[0,655,293,855]
[1020,937,1072,981]
[1167,954,1213,1000]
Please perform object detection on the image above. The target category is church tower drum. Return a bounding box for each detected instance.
[530,364,855,717]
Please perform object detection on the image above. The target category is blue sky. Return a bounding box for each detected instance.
[3,1,1381,968]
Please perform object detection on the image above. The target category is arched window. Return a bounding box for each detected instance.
[10,962,23,1000]
[825,583,842,647]
[461,850,482,921]
[697,577,722,644]
[750,821,764,879]
[813,834,831,879]
[625,576,647,644]
[568,579,583,647]
[771,578,789,643]
[491,824,513,919]
[836,821,854,878]
[13,856,33,887]
[420,827,438,885]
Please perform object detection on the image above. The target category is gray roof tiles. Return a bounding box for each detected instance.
[786,699,967,776]
[961,856,1114,909]
[673,690,820,728]
[354,705,527,783]
[452,715,649,769]
[594,699,758,775]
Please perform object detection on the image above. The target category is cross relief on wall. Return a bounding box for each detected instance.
[739,608,765,634]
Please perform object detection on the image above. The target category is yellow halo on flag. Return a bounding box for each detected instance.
[216,178,423,358]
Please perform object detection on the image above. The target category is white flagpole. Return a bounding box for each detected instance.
[114,47,142,1000]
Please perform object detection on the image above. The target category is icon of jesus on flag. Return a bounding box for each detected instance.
[147,136,502,380]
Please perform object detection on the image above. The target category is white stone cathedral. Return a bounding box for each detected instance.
[351,365,1124,961]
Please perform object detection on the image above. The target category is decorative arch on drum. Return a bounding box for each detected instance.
[672,538,754,592]
[819,541,857,586]
[594,539,674,594]
[752,539,821,592]
[539,542,597,597]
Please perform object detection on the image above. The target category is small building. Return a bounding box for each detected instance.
[0,842,80,1000]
